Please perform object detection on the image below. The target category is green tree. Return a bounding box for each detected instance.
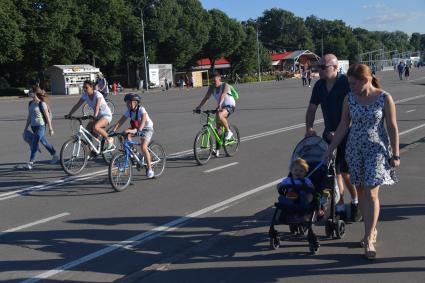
[409,32,422,51]
[15,0,83,83]
[258,8,314,51]
[150,0,211,69]
[201,9,244,71]
[0,0,25,64]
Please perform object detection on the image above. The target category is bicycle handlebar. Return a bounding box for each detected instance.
[64,115,94,121]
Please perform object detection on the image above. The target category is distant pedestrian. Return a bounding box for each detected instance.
[397,61,405,80]
[165,78,169,90]
[307,68,312,87]
[112,82,117,96]
[301,69,307,87]
[23,86,58,170]
[189,76,194,88]
[95,72,109,99]
[404,64,410,80]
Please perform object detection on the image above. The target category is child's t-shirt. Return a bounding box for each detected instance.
[124,106,153,129]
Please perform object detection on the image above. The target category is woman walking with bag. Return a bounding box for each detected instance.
[323,64,400,259]
[23,87,58,170]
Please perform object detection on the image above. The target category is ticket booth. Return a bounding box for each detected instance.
[45,64,100,95]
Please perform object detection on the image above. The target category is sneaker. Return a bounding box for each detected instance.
[25,162,33,170]
[225,131,233,140]
[147,169,154,179]
[212,149,220,157]
[50,155,59,164]
[105,138,114,150]
[351,203,362,222]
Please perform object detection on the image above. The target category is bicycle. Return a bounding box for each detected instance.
[60,116,116,175]
[108,132,166,192]
[82,95,115,116]
[193,109,240,165]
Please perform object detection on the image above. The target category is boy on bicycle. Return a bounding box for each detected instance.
[111,93,155,178]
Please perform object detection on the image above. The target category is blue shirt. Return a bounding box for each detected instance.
[310,74,350,134]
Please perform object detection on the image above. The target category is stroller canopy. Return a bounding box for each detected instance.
[290,136,328,169]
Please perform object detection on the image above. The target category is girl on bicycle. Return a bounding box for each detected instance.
[65,80,114,149]
[111,93,155,179]
[23,86,58,170]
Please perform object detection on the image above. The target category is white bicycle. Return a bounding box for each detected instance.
[60,116,116,175]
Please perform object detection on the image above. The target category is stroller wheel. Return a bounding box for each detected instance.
[270,236,280,250]
[308,241,320,255]
[289,224,297,235]
[325,219,334,238]
[335,220,346,239]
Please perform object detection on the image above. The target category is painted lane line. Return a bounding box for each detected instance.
[0,213,70,237]
[399,123,425,136]
[21,178,281,283]
[203,162,239,173]
[405,109,416,113]
[395,94,425,104]
[213,205,230,214]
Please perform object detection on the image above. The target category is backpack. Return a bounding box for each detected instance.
[218,83,239,100]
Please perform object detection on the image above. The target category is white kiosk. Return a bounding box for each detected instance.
[45,64,100,95]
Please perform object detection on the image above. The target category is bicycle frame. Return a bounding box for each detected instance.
[117,135,161,169]
[76,125,102,154]
[199,114,234,148]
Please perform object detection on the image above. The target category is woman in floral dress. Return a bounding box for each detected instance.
[324,64,400,259]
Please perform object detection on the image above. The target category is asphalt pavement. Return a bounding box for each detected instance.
[0,69,425,283]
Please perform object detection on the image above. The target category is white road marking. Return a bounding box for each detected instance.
[203,162,239,173]
[399,123,425,136]
[406,109,416,113]
[5,93,425,201]
[21,179,281,283]
[213,205,230,213]
[0,213,69,237]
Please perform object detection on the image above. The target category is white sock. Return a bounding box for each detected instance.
[351,198,358,205]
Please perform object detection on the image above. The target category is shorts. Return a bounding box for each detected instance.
[223,105,235,117]
[136,128,154,141]
[323,131,349,174]
[98,115,112,124]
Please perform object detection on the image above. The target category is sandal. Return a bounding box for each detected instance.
[364,241,377,260]
[360,228,377,247]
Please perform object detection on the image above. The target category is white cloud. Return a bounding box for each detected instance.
[362,3,425,26]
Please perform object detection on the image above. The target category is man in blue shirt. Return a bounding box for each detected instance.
[305,54,361,222]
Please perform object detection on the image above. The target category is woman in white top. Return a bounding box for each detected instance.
[65,80,113,148]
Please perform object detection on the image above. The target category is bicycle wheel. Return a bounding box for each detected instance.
[148,141,166,178]
[60,138,88,175]
[101,136,116,164]
[108,152,132,192]
[193,127,213,165]
[223,125,240,157]
[82,103,94,116]
[107,101,115,114]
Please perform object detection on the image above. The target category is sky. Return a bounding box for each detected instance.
[200,0,425,34]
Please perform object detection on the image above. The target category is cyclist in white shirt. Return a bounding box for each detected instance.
[65,80,114,148]
[195,72,235,140]
[111,93,155,178]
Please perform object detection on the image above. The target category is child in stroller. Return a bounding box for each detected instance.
[269,136,346,254]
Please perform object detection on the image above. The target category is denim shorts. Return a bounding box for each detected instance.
[136,128,154,141]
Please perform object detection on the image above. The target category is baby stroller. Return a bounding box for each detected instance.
[268,136,346,254]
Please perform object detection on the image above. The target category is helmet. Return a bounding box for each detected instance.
[124,93,141,103]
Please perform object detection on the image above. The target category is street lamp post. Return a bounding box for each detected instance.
[140,8,149,92]
[256,23,261,82]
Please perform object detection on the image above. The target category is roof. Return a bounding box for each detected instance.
[271,52,293,61]
[50,64,97,70]
[196,58,230,66]
[283,50,319,61]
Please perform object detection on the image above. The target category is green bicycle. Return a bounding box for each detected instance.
[193,109,240,165]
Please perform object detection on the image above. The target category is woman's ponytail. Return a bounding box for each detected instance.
[371,75,381,89]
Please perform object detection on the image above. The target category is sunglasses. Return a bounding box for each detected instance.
[318,65,336,70]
